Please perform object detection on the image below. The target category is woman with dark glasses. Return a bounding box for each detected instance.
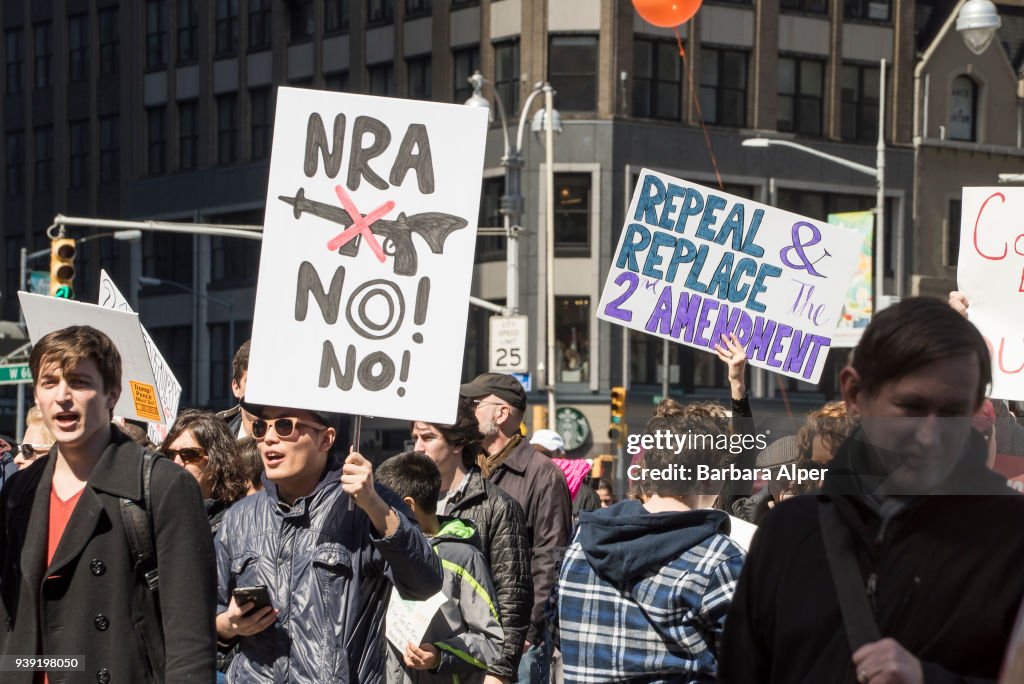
[161,409,249,535]
[14,405,55,469]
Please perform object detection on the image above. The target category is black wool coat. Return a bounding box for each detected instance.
[0,430,217,683]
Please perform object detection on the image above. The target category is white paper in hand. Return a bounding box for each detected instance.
[385,586,447,650]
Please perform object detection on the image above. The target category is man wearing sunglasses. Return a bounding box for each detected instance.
[213,400,443,683]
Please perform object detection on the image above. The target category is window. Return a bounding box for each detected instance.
[99,8,119,76]
[147,325,192,403]
[556,297,590,384]
[216,0,240,55]
[699,47,747,127]
[179,101,198,170]
[68,120,88,189]
[251,89,272,159]
[6,131,24,197]
[452,46,480,103]
[208,320,254,405]
[211,234,261,282]
[99,115,118,183]
[633,38,681,120]
[950,75,977,142]
[143,232,193,282]
[6,29,23,94]
[494,40,520,114]
[34,22,52,87]
[476,177,504,262]
[947,199,962,266]
[406,0,432,18]
[555,173,591,256]
[407,55,431,100]
[147,107,166,175]
[178,0,198,62]
[68,14,89,82]
[549,35,598,111]
[218,94,238,163]
[5,236,25,320]
[840,63,879,142]
[780,0,827,12]
[325,0,349,32]
[844,0,890,21]
[368,63,394,96]
[146,1,167,70]
[778,56,824,136]
[451,0,479,7]
[368,0,395,24]
[34,126,53,192]
[326,70,349,91]
[249,0,272,49]
[290,0,314,41]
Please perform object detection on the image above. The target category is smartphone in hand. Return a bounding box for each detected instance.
[232,585,272,615]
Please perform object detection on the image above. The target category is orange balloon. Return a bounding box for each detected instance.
[632,0,703,28]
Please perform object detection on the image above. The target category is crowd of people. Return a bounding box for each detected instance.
[1,292,1023,683]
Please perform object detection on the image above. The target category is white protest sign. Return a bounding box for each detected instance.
[598,170,864,384]
[385,586,447,650]
[98,270,182,444]
[19,292,163,423]
[957,187,1024,399]
[245,88,487,424]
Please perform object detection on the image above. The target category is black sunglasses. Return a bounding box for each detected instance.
[251,417,325,440]
[19,443,50,458]
[164,447,206,465]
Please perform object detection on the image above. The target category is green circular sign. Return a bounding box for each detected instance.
[556,407,590,451]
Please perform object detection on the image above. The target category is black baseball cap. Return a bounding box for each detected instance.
[460,373,527,411]
[240,398,338,429]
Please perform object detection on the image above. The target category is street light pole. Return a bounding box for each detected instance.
[544,85,557,431]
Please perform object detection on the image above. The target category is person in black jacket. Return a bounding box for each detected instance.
[411,395,532,683]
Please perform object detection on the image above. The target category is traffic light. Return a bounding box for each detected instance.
[49,237,76,299]
[610,386,626,424]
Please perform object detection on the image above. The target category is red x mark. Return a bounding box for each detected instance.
[326,185,395,263]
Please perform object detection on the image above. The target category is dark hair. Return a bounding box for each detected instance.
[161,409,248,504]
[796,401,856,463]
[232,340,251,384]
[643,413,732,497]
[595,480,613,494]
[851,297,991,409]
[30,325,122,394]
[419,395,484,470]
[119,420,153,448]
[377,450,441,515]
[236,436,264,492]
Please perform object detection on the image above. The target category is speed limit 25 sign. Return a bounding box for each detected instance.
[489,315,528,374]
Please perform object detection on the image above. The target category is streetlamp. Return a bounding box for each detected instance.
[464,71,562,429]
[957,0,1002,55]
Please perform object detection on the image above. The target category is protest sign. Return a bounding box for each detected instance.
[18,292,162,423]
[384,586,447,651]
[245,88,487,424]
[598,170,863,384]
[828,210,874,348]
[957,187,1024,399]
[98,270,182,444]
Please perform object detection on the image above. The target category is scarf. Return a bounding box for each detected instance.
[479,433,522,478]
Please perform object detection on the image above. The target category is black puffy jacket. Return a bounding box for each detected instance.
[444,468,532,680]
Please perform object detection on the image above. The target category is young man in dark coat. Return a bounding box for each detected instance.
[0,325,217,683]
[719,297,1024,684]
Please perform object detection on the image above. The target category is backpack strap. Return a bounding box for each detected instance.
[121,450,159,592]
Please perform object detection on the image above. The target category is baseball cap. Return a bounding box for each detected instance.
[460,373,527,411]
[530,429,565,452]
[240,398,338,429]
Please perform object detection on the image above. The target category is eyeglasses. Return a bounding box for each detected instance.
[251,417,325,440]
[19,443,50,458]
[164,447,207,465]
[471,400,507,409]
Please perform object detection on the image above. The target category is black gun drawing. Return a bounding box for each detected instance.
[279,188,468,277]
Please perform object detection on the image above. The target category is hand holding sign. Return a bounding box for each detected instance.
[341,450,376,507]
[403,643,440,671]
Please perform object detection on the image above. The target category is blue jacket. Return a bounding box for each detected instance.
[215,454,444,683]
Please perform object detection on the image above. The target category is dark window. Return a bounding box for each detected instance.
[6,131,24,197]
[34,126,53,192]
[780,0,827,12]
[633,38,681,120]
[368,0,395,25]
[699,47,747,127]
[840,63,879,142]
[325,0,349,32]
[147,107,166,175]
[99,8,119,76]
[368,63,394,95]
[146,1,167,70]
[406,0,432,18]
[778,56,824,136]
[476,177,504,262]
[68,14,89,82]
[6,29,23,94]
[178,0,198,62]
[216,0,240,55]
[251,88,272,159]
[325,70,349,91]
[452,46,480,103]
[407,55,432,100]
[844,0,890,21]
[556,296,590,384]
[549,35,598,112]
[494,40,520,114]
[6,236,25,320]
[947,199,962,266]
[34,22,52,87]
[555,173,591,256]
[99,115,119,183]
[950,75,977,142]
[68,120,88,189]
[218,94,239,163]
[249,0,272,49]
[147,325,192,403]
[290,0,314,41]
[211,236,261,282]
[451,0,479,8]
[208,321,254,405]
[179,101,198,170]
[143,232,193,282]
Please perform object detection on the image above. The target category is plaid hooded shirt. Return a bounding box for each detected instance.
[555,500,745,683]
